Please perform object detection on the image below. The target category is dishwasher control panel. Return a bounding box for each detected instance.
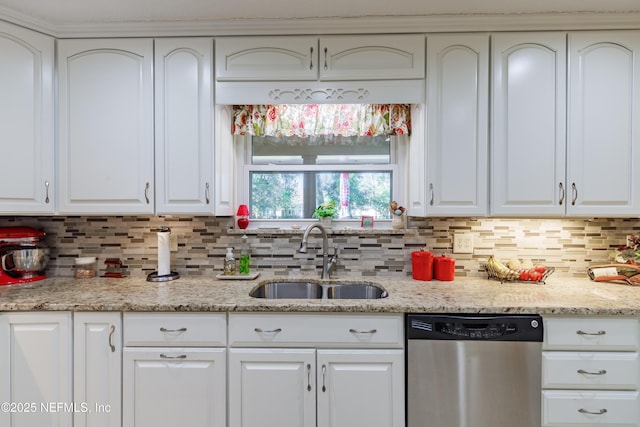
[407,314,543,342]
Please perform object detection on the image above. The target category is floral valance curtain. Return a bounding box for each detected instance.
[232,104,411,137]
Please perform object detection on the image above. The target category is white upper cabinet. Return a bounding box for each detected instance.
[491,32,567,216]
[319,35,425,80]
[566,31,640,216]
[0,22,54,214]
[215,36,318,81]
[215,35,424,81]
[155,38,214,215]
[214,35,425,104]
[57,38,154,214]
[426,34,489,216]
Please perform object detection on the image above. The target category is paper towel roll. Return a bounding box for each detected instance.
[157,230,171,276]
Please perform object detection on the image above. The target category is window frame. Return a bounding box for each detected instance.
[235,134,409,229]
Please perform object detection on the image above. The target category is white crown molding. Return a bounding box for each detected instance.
[2,10,640,38]
[0,6,56,36]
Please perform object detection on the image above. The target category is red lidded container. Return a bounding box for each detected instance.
[434,254,455,281]
[411,250,434,281]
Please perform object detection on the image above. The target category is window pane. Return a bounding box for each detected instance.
[252,135,391,165]
[250,171,392,220]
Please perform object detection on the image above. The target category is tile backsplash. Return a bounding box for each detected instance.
[0,216,638,279]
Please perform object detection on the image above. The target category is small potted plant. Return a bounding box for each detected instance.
[313,200,337,228]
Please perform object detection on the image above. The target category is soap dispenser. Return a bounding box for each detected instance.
[224,247,236,276]
[239,235,250,275]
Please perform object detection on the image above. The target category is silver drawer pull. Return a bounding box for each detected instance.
[576,330,606,336]
[578,408,607,415]
[349,328,377,334]
[160,354,187,359]
[254,327,282,333]
[108,324,116,353]
[321,364,327,392]
[577,369,607,376]
[160,327,187,333]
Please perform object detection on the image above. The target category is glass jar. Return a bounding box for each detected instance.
[75,256,97,278]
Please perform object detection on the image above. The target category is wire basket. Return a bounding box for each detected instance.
[484,257,555,284]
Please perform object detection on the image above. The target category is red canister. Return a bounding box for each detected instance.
[434,254,455,281]
[411,250,434,281]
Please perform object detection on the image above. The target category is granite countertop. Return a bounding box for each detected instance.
[1,273,640,315]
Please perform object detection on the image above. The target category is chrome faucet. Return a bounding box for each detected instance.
[298,222,339,279]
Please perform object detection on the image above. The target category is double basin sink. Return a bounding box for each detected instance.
[250,280,388,300]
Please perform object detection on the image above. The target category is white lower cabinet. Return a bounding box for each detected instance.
[0,312,72,427]
[74,312,122,427]
[122,313,227,427]
[316,349,404,427]
[229,348,317,427]
[123,348,226,427]
[542,316,640,426]
[228,313,405,427]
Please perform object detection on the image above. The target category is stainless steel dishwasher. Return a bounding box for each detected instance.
[406,313,543,427]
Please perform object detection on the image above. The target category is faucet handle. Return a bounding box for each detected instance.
[331,246,339,258]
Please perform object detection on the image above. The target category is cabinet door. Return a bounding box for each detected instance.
[228,348,316,427]
[320,35,425,80]
[57,38,154,214]
[426,34,489,216]
[317,349,404,427]
[155,38,214,214]
[123,347,226,427]
[215,36,318,81]
[0,22,54,213]
[491,33,567,216]
[0,312,72,427]
[74,313,122,427]
[567,31,640,216]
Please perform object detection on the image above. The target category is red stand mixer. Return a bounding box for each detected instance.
[0,226,49,285]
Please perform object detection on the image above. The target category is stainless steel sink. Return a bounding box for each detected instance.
[249,280,388,299]
[249,281,323,299]
[327,283,388,299]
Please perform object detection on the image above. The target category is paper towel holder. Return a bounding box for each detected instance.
[147,227,180,282]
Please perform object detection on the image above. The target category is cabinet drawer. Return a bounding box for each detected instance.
[228,313,403,348]
[542,390,640,426]
[543,352,639,390]
[123,313,226,347]
[544,317,639,351]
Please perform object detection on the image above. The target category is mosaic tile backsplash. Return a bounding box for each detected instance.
[0,216,638,279]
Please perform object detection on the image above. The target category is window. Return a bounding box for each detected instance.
[233,104,410,225]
